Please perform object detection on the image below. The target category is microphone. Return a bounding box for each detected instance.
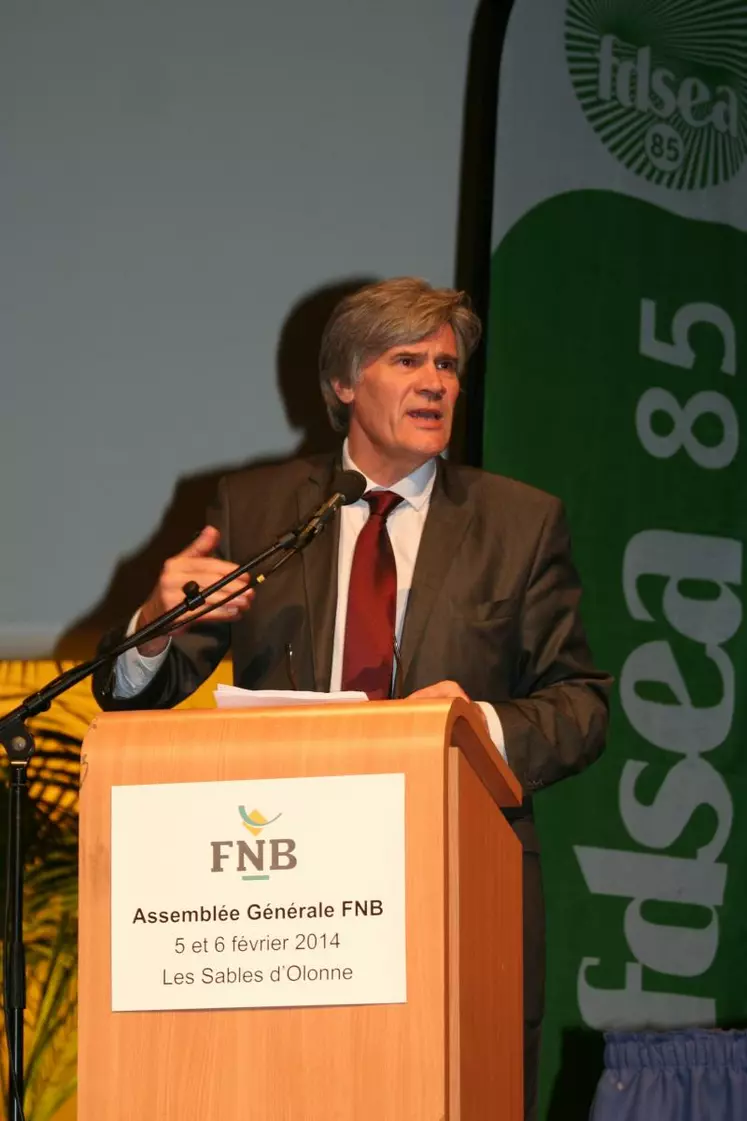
[291,470,366,548]
[333,469,368,505]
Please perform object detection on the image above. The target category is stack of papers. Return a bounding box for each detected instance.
[214,684,369,708]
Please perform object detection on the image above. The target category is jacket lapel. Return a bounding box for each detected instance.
[297,456,341,690]
[399,460,473,684]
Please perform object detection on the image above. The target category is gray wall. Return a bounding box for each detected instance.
[1,0,478,655]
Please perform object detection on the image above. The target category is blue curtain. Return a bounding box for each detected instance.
[590,1030,747,1121]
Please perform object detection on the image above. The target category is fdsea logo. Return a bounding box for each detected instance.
[210,806,297,881]
[565,0,747,189]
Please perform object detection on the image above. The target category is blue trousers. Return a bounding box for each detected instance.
[591,1030,747,1121]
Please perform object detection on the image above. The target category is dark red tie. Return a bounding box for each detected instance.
[341,490,404,699]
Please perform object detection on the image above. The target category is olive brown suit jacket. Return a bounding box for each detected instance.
[93,452,612,1028]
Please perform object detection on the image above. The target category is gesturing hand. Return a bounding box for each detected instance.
[136,526,254,656]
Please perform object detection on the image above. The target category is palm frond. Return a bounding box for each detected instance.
[0,660,85,1120]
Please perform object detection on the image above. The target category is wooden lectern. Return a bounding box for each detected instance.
[79,698,524,1120]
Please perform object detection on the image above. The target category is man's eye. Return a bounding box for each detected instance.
[398,356,414,367]
[437,360,458,373]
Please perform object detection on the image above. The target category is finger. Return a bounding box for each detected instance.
[163,558,251,589]
[202,579,254,601]
[159,580,253,620]
[430,680,469,699]
[444,681,470,700]
[205,586,255,609]
[179,525,221,559]
[409,681,470,701]
[170,591,253,623]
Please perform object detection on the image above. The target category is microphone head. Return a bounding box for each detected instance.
[333,470,366,506]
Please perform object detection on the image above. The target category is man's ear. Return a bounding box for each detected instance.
[331,378,355,405]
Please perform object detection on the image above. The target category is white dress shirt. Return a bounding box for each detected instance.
[113,444,506,758]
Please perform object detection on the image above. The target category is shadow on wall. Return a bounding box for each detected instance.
[56,277,375,659]
[56,0,511,660]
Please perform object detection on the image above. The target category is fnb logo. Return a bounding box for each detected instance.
[210,807,297,880]
[239,807,282,836]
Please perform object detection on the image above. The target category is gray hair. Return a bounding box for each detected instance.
[319,277,482,432]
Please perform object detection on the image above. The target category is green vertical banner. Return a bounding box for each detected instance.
[484,1,747,1116]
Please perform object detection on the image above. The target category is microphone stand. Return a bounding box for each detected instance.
[0,514,322,1120]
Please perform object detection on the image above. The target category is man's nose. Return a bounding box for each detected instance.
[415,362,447,396]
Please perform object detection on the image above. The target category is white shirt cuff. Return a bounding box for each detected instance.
[112,610,171,699]
[476,701,507,761]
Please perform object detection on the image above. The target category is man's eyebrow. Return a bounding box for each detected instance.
[388,348,459,361]
[388,348,426,360]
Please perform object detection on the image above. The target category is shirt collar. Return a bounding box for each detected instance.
[341,439,437,512]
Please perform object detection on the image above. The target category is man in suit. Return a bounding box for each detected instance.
[94,276,611,1120]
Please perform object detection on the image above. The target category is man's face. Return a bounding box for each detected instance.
[333,323,460,483]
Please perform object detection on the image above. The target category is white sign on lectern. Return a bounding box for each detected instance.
[111,772,406,1012]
